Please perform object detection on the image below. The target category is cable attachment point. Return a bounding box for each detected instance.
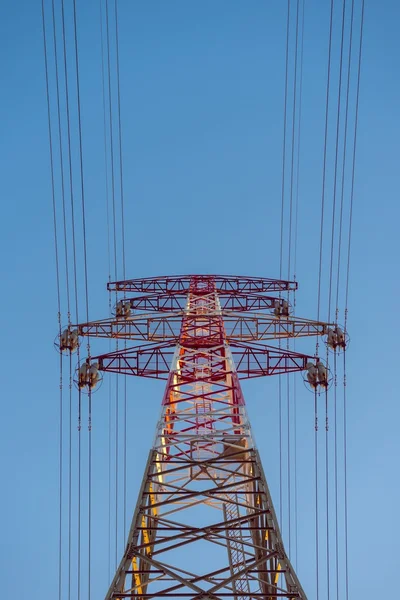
[114,300,131,319]
[273,298,291,318]
[55,326,80,354]
[326,325,349,352]
[304,359,330,391]
[74,359,102,392]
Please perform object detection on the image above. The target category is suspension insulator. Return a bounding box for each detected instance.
[59,328,79,353]
[326,328,338,350]
[78,363,89,388]
[281,299,289,317]
[88,363,100,388]
[316,361,328,387]
[306,362,319,388]
[116,300,131,318]
[77,361,101,391]
[335,326,346,349]
[273,299,281,317]
[326,324,348,352]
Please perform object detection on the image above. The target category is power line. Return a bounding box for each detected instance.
[287,0,300,281]
[115,362,119,567]
[292,0,306,568]
[105,0,118,282]
[41,0,62,317]
[71,4,92,600]
[317,0,335,325]
[343,3,365,599]
[72,0,90,323]
[51,0,71,321]
[279,0,291,282]
[325,388,330,600]
[77,390,82,600]
[327,0,347,325]
[114,2,129,535]
[114,0,126,281]
[287,0,300,560]
[41,4,64,600]
[345,0,365,310]
[278,0,291,543]
[335,0,356,317]
[99,0,114,582]
[314,391,319,600]
[88,388,93,600]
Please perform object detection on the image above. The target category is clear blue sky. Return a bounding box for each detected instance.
[0,0,399,598]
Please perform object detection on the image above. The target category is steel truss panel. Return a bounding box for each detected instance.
[123,293,290,313]
[76,312,328,344]
[99,276,309,600]
[107,274,298,295]
[95,341,314,380]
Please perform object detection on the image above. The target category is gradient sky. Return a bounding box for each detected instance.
[0,0,399,598]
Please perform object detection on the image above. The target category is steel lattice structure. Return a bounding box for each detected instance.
[66,274,334,599]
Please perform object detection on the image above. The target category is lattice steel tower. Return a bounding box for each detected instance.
[64,274,334,599]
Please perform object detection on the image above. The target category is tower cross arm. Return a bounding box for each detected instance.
[69,311,333,345]
[107,274,297,295]
[120,292,295,313]
[222,311,333,341]
[73,311,184,342]
[82,340,317,381]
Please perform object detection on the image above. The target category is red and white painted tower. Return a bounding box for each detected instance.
[68,274,332,599]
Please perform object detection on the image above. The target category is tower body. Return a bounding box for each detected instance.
[69,274,331,598]
[102,276,307,599]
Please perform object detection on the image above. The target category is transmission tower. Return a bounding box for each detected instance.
[62,274,336,599]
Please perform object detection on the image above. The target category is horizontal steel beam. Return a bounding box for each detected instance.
[91,341,315,380]
[107,274,298,294]
[118,292,292,313]
[75,313,329,344]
